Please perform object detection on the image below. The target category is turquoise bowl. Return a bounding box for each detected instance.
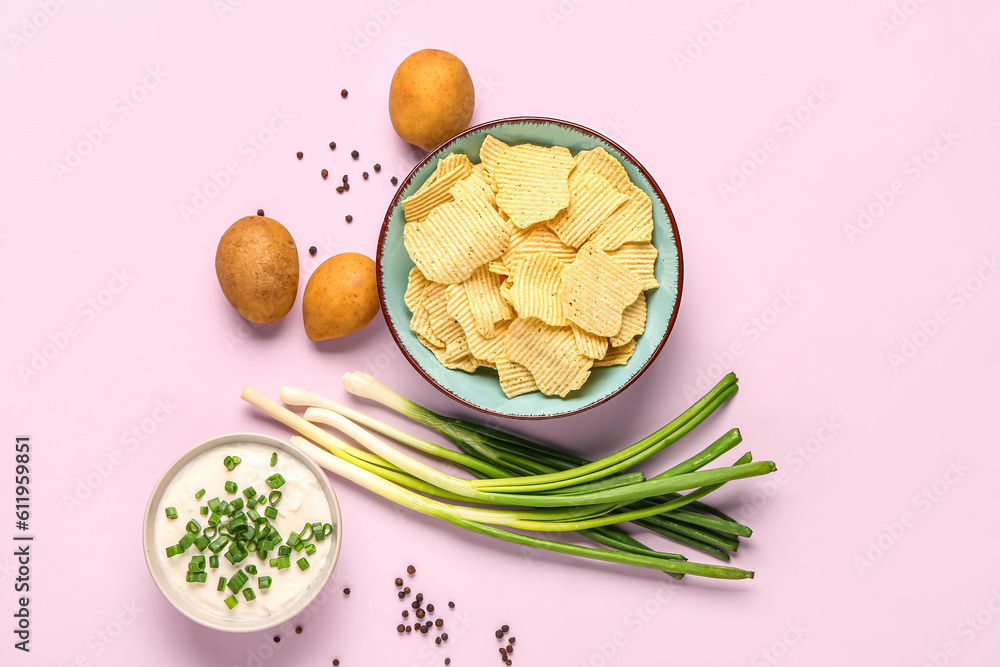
[376,117,683,419]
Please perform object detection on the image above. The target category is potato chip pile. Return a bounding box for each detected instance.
[402,136,658,399]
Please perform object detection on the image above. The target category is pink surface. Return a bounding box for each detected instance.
[3,1,1000,665]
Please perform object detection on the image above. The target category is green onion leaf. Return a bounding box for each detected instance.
[227,570,248,593]
[178,533,196,550]
[225,481,238,494]
[208,535,230,554]
[245,564,257,575]
[243,486,257,499]
[195,489,205,500]
[218,576,227,591]
[278,545,291,557]
[268,490,282,505]
[224,595,238,609]
[225,543,248,565]
[270,452,278,466]
[165,507,178,520]
[209,555,219,569]
[243,588,256,601]
[264,506,278,520]
[200,506,209,516]
[296,557,310,571]
[304,543,316,556]
[186,571,208,583]
[259,576,272,589]
[186,519,201,534]
[266,474,285,489]
[194,535,210,552]
[165,545,183,558]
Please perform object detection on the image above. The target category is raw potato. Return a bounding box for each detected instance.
[303,253,380,341]
[215,215,298,324]
[389,49,475,151]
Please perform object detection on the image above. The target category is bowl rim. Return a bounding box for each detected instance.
[141,432,343,632]
[376,116,684,420]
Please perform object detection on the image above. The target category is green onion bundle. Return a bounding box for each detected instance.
[241,371,775,581]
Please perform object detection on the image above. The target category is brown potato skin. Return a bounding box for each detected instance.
[303,253,380,341]
[388,49,475,151]
[215,216,299,324]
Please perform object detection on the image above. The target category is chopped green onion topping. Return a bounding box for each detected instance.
[243,588,256,601]
[194,535,210,552]
[224,595,238,609]
[186,571,208,583]
[228,570,248,593]
[230,497,244,512]
[299,523,314,542]
[189,555,206,570]
[245,564,257,575]
[264,506,278,520]
[268,490,282,505]
[224,455,237,471]
[269,556,291,569]
[304,543,316,556]
[165,507,178,520]
[165,545,183,558]
[286,532,301,548]
[200,506,209,516]
[178,532,196,550]
[208,512,222,527]
[278,545,291,557]
[195,489,206,500]
[259,576,272,589]
[246,509,262,524]
[266,474,285,489]
[207,497,221,512]
[324,523,333,537]
[225,543,248,565]
[242,486,257,499]
[218,576,227,591]
[296,557,310,571]
[186,519,201,534]
[270,452,278,467]
[209,555,219,569]
[208,535,230,554]
[225,481,238,494]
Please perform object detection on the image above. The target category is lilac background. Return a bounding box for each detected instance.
[3,1,999,666]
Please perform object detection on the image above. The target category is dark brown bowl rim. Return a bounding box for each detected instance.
[376,116,684,420]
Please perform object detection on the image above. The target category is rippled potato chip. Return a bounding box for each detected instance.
[404,197,513,284]
[502,226,577,268]
[571,147,632,192]
[446,283,510,363]
[610,292,647,348]
[548,171,628,248]
[496,356,539,398]
[559,243,642,337]
[494,144,575,228]
[479,134,509,175]
[570,322,608,360]
[510,252,567,327]
[462,265,512,339]
[504,317,593,397]
[404,266,431,311]
[593,339,636,367]
[401,153,473,224]
[607,242,659,290]
[588,185,654,251]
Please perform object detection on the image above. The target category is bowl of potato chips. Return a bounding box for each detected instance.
[377,117,682,419]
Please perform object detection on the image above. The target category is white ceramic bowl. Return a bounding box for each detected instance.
[142,432,342,632]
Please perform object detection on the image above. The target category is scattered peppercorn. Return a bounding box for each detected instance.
[391,176,398,185]
[506,645,513,654]
[427,603,435,612]
[398,591,406,599]
[341,89,348,98]
[343,588,350,595]
[412,601,420,609]
[329,141,336,150]
[448,601,455,608]
[435,619,443,628]
[362,171,369,179]
[420,625,429,634]
[445,660,451,665]
[402,610,409,618]
[333,661,340,666]
[406,625,412,633]
[441,632,449,641]
[397,624,405,633]
[295,626,302,634]
[342,175,348,183]
[501,625,509,633]
[336,186,344,193]
[309,246,317,255]
[416,609,425,619]
[505,660,511,666]
[343,182,350,191]
[273,637,280,643]
[416,593,424,603]
[257,209,264,216]
[495,630,504,639]
[403,587,411,595]
[321,169,329,179]
[351,150,359,159]
[395,577,404,586]
[374,163,382,172]
[509,637,516,644]
[407,564,415,574]
[296,151,303,159]
[435,637,441,645]
[345,215,353,223]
